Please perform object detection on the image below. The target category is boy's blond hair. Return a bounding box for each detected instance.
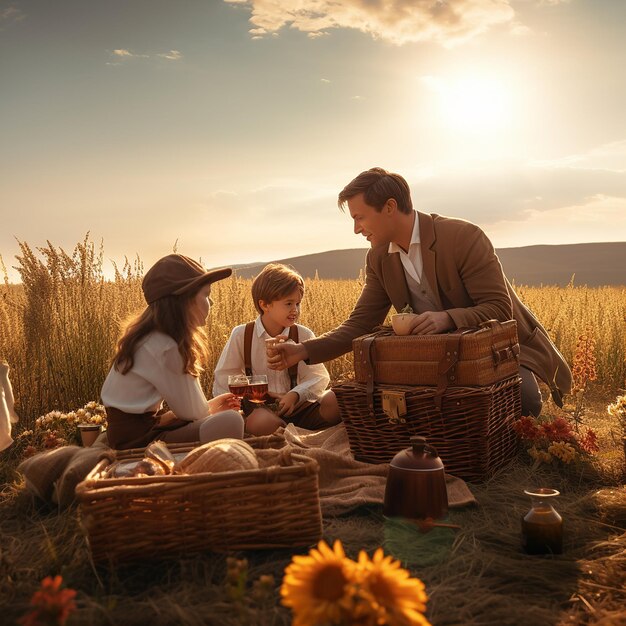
[251,263,305,314]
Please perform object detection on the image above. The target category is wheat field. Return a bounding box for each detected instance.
[1,239,624,426]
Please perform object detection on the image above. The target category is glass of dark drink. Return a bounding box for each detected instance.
[228,374,250,399]
[247,374,269,403]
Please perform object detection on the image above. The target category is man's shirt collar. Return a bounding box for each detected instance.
[388,211,420,255]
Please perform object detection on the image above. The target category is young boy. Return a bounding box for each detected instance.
[213,263,340,435]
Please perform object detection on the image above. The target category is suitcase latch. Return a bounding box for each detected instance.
[382,391,407,424]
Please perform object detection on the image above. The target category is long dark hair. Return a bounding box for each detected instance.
[113,293,208,376]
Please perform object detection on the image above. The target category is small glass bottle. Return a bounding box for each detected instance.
[521,488,563,555]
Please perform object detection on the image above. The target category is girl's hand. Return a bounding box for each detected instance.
[157,410,178,427]
[277,391,300,417]
[208,393,241,415]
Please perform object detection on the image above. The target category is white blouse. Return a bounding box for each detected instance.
[101,331,209,420]
[212,317,330,403]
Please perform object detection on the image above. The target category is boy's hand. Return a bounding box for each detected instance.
[276,391,300,417]
[267,342,308,370]
[208,393,240,415]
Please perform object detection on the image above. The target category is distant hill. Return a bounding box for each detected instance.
[232,242,626,287]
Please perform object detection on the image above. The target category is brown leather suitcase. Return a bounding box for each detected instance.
[353,319,520,388]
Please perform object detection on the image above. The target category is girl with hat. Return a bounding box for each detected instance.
[101,254,244,449]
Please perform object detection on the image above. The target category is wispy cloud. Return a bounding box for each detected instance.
[225,0,516,46]
[410,154,626,228]
[107,48,183,64]
[157,49,183,61]
[0,3,25,29]
[530,140,626,173]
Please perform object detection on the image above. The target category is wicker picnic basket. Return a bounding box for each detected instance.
[75,433,322,563]
[334,375,521,481]
[353,319,520,387]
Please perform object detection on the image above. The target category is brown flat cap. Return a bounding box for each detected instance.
[142,254,232,304]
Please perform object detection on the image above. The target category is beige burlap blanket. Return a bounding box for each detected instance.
[281,423,477,516]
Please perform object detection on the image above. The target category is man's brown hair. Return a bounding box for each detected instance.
[251,263,305,315]
[338,167,413,214]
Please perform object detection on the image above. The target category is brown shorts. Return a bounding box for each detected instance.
[105,406,189,450]
[241,398,329,431]
[286,402,330,431]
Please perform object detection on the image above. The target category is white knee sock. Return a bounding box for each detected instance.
[198,410,245,443]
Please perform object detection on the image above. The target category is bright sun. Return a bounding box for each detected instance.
[423,74,514,133]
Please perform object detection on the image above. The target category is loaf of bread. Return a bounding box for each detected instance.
[174,438,259,474]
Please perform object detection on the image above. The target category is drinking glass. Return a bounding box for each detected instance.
[228,374,250,399]
[247,374,269,403]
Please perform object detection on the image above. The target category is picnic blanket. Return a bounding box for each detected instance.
[18,443,115,508]
[280,423,477,516]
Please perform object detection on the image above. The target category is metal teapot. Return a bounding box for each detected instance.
[383,436,449,520]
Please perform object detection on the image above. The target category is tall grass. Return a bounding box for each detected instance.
[1,238,624,427]
[0,237,145,424]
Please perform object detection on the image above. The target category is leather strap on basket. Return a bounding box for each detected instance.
[244,322,299,389]
[358,334,379,427]
[492,343,520,366]
[480,319,520,367]
[433,328,473,412]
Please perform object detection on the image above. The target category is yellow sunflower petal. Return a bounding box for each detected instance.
[358,549,429,624]
[281,539,357,625]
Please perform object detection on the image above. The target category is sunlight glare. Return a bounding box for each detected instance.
[423,74,514,134]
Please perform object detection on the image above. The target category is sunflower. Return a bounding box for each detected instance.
[356,548,431,626]
[280,539,357,626]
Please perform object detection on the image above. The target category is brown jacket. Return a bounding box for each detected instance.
[305,212,572,405]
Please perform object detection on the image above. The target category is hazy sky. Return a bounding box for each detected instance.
[1,0,625,280]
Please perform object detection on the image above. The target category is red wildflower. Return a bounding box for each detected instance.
[539,417,574,443]
[512,416,540,441]
[571,330,598,394]
[23,445,37,458]
[18,575,77,626]
[578,428,599,454]
[44,432,60,449]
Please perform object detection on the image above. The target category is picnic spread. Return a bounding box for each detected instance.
[15,319,528,564]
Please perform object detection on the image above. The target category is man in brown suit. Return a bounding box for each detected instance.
[269,167,572,416]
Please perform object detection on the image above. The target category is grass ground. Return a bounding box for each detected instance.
[0,241,624,624]
[1,397,624,626]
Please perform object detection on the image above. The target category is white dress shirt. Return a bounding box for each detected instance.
[101,331,209,420]
[387,210,439,309]
[212,317,330,403]
[388,210,423,283]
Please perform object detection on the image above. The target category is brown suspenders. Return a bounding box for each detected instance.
[243,322,299,390]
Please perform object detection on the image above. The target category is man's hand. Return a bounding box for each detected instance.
[208,392,241,415]
[409,311,454,335]
[266,342,309,371]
